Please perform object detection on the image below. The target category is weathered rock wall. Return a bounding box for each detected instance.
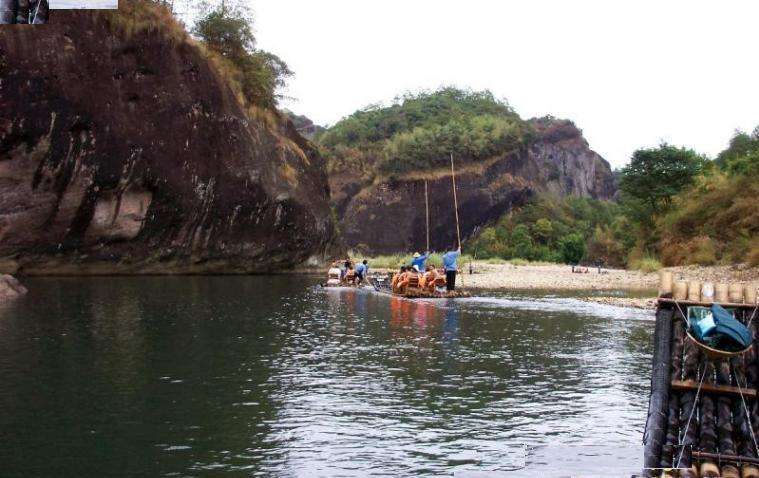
[0,8,335,274]
[336,118,615,254]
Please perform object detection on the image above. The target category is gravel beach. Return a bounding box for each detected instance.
[457,262,759,309]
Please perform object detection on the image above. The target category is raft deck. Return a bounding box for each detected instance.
[644,298,759,477]
[369,277,470,299]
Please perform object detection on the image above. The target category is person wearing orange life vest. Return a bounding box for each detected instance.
[419,264,438,292]
[391,266,407,292]
[396,267,415,294]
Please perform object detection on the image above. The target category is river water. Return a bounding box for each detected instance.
[0,276,655,477]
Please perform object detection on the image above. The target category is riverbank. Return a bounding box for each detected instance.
[458,262,759,309]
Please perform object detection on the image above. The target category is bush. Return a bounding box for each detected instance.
[379,114,526,175]
[194,0,291,108]
[558,233,586,264]
[748,239,759,267]
[468,194,619,265]
[630,256,662,273]
[318,87,527,180]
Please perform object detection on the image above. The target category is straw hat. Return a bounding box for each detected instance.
[413,252,421,258]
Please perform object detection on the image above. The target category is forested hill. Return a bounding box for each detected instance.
[315,88,615,254]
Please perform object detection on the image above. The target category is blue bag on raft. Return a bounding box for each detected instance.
[690,307,716,342]
[711,303,751,349]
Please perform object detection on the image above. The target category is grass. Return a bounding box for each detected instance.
[352,252,475,270]
[629,256,662,273]
[351,253,566,270]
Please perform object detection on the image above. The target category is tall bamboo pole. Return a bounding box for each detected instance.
[424,180,430,252]
[449,153,461,250]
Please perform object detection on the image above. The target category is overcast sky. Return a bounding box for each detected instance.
[184,0,759,168]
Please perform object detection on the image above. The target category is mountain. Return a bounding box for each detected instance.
[282,110,326,140]
[0,4,335,274]
[318,89,615,254]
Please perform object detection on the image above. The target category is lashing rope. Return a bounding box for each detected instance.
[732,362,759,459]
[676,364,708,469]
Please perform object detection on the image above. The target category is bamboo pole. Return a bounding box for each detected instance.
[425,180,430,252]
[449,153,461,249]
[31,0,47,24]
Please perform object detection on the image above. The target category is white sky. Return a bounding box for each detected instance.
[180,0,759,168]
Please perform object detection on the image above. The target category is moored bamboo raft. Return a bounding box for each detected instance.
[644,281,759,477]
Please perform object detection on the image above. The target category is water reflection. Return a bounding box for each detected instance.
[0,277,653,477]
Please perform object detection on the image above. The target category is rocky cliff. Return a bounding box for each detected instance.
[0,6,334,274]
[335,118,615,253]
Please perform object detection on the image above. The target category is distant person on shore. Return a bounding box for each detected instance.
[411,251,430,272]
[442,246,461,291]
[355,260,368,285]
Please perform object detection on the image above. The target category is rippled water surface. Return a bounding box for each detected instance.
[0,276,655,477]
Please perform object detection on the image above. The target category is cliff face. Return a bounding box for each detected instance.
[336,118,615,254]
[0,9,334,274]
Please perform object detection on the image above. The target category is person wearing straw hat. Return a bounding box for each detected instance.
[410,251,430,273]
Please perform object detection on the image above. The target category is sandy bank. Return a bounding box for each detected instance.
[457,262,759,309]
[460,262,657,291]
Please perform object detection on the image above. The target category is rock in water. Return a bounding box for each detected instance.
[0,7,335,274]
[0,275,28,301]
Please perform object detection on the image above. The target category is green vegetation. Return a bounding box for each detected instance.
[318,88,528,179]
[468,129,758,268]
[357,252,475,270]
[468,196,621,265]
[105,1,290,111]
[193,0,291,109]
[618,144,706,246]
[193,0,292,108]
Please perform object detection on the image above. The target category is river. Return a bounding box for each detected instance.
[0,276,655,477]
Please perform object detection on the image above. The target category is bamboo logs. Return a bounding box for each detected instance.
[702,282,715,303]
[644,308,674,472]
[747,284,758,305]
[674,282,688,301]
[659,271,674,297]
[716,283,730,303]
[731,284,746,304]
[688,281,702,302]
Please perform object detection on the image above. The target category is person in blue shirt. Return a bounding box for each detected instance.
[410,251,430,272]
[442,246,461,291]
[355,260,368,284]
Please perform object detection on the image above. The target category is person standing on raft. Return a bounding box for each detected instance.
[442,246,461,291]
[411,251,430,273]
[355,260,368,285]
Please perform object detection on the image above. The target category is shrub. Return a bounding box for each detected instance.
[630,256,662,273]
[748,239,759,267]
[193,0,291,108]
[558,233,586,264]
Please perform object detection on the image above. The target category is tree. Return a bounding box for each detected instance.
[716,127,759,168]
[559,233,586,264]
[533,218,553,244]
[619,144,705,241]
[193,0,291,108]
[510,224,533,259]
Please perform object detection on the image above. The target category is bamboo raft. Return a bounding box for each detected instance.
[645,296,759,477]
[369,276,470,299]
